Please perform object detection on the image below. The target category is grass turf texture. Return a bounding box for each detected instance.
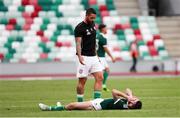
[0,77,180,117]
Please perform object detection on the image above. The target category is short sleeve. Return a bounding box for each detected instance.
[74,26,83,37]
[99,35,107,46]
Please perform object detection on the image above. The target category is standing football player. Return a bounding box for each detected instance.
[74,8,104,102]
[96,24,116,91]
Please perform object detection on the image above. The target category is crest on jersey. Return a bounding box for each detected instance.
[79,69,83,74]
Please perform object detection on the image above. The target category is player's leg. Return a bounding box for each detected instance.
[130,56,137,72]
[76,56,89,102]
[65,101,93,110]
[77,77,87,102]
[103,67,110,91]
[133,57,137,72]
[39,103,65,111]
[91,71,103,99]
[89,56,103,99]
[99,58,110,91]
[39,101,93,111]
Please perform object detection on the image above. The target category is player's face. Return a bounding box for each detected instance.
[86,13,96,24]
[128,101,134,108]
[102,27,107,34]
[128,98,139,109]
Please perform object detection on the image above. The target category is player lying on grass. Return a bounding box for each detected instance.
[39,88,142,111]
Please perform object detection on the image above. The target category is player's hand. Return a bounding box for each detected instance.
[127,96,137,102]
[111,57,116,63]
[78,56,85,65]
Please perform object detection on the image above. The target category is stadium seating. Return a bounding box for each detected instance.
[0,0,169,63]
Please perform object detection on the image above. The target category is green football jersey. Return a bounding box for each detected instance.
[96,33,107,57]
[100,98,128,110]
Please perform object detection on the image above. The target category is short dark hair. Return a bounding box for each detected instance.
[86,8,96,15]
[98,24,106,31]
[132,101,142,109]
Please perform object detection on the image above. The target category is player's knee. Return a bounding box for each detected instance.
[105,68,110,73]
[96,74,103,82]
[66,103,76,110]
[78,78,86,84]
[77,83,84,89]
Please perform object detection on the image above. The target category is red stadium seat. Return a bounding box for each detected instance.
[100,11,109,18]
[41,36,49,43]
[25,18,33,24]
[29,0,38,5]
[9,18,17,25]
[62,42,71,47]
[149,46,158,56]
[36,30,44,36]
[99,5,108,11]
[22,12,31,19]
[114,24,123,31]
[89,0,97,5]
[122,23,131,29]
[34,5,42,12]
[113,47,121,52]
[40,53,48,59]
[55,41,63,47]
[23,24,30,31]
[135,34,143,40]
[147,40,154,47]
[153,34,161,40]
[134,29,141,35]
[31,11,39,18]
[22,0,29,6]
[6,24,14,31]
[0,53,4,60]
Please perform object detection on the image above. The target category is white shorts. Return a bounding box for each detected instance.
[91,98,104,110]
[76,56,103,78]
[99,57,109,70]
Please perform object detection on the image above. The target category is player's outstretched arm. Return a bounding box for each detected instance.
[103,46,116,63]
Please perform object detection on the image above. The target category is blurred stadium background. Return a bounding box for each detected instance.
[0,0,180,78]
[0,0,180,117]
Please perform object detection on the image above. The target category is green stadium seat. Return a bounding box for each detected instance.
[55,0,62,5]
[0,6,8,11]
[118,35,126,41]
[159,50,169,59]
[4,53,13,61]
[107,4,115,10]
[131,23,139,29]
[0,18,8,25]
[130,17,138,24]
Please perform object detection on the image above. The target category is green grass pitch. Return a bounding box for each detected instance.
[0,77,180,117]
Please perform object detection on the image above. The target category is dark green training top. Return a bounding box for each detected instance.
[96,33,107,57]
[100,98,128,110]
